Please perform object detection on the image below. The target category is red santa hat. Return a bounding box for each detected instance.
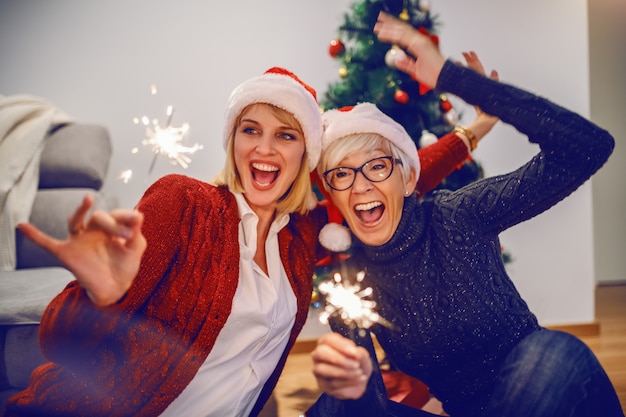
[315,103,421,253]
[222,67,322,171]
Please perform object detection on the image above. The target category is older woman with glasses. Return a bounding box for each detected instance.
[306,11,622,417]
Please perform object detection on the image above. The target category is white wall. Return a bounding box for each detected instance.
[0,0,608,326]
[429,0,595,326]
[588,0,626,285]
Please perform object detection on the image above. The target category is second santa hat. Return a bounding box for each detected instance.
[321,102,421,173]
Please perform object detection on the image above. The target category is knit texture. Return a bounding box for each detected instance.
[314,60,614,417]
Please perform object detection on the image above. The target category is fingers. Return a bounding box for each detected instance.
[462,51,486,75]
[89,209,143,240]
[17,222,60,254]
[311,333,372,399]
[374,12,419,54]
[67,194,94,236]
[394,56,417,76]
[374,11,445,88]
[462,51,500,82]
[312,333,363,374]
[312,337,362,378]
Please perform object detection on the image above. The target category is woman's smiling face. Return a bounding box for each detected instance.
[233,104,306,215]
[329,147,415,247]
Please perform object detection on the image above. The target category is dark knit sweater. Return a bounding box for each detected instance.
[318,61,615,417]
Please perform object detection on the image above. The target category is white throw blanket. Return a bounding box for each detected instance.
[0,94,73,271]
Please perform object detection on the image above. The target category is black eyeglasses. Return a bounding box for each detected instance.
[323,156,402,191]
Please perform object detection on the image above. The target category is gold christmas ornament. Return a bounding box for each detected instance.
[399,0,410,21]
[399,8,409,21]
[338,66,348,78]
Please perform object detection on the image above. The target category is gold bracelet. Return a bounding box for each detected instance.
[453,125,478,151]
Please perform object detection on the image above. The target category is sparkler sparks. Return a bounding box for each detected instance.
[136,105,202,175]
[318,271,386,334]
[121,85,203,183]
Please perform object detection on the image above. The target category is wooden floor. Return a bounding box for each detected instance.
[271,284,626,416]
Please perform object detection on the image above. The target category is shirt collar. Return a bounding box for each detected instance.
[232,192,290,244]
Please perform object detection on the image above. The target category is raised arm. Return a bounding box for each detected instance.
[416,51,499,196]
[375,11,614,233]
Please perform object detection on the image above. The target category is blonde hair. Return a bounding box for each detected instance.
[317,133,413,193]
[213,103,314,215]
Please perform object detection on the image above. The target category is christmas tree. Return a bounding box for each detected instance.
[321,0,482,191]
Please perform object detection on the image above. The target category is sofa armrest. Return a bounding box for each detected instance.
[0,268,73,326]
[39,123,112,190]
[0,268,74,393]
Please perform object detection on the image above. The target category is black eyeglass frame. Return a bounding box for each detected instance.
[322,156,402,191]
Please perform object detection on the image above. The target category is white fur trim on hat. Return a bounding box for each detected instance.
[222,69,322,171]
[322,102,420,174]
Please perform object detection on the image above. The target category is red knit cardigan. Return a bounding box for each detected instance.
[3,133,468,417]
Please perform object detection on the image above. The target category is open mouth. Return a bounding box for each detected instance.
[251,162,280,186]
[354,201,384,224]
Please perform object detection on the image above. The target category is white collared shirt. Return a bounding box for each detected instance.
[160,192,297,417]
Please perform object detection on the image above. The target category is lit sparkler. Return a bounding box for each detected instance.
[318,271,392,337]
[121,85,203,183]
[136,105,202,175]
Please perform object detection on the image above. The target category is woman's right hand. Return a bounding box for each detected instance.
[373,11,446,89]
[311,332,373,400]
[18,194,146,306]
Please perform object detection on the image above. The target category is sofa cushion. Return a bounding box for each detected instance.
[0,268,73,326]
[38,123,112,190]
[2,325,47,389]
[16,188,116,269]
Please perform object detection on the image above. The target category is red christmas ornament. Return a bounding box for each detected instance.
[328,39,345,58]
[394,90,409,104]
[440,98,452,112]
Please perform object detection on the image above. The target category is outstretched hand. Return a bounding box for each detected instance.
[17,194,146,306]
[311,332,373,400]
[460,51,500,142]
[373,11,446,89]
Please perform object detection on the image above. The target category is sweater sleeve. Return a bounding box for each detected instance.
[433,60,614,235]
[415,132,469,197]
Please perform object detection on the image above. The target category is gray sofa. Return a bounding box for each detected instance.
[0,123,115,410]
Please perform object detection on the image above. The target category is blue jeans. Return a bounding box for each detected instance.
[306,328,624,417]
[483,328,624,417]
